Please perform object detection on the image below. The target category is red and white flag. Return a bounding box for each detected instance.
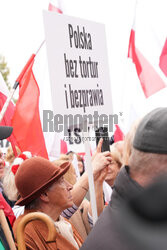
[0,73,15,128]
[128,1,167,98]
[159,38,167,77]
[0,73,17,155]
[11,2,64,159]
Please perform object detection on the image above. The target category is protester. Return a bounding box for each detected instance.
[61,139,111,210]
[0,126,13,187]
[9,138,111,219]
[0,126,13,196]
[103,141,124,204]
[105,141,123,187]
[122,118,141,165]
[12,157,83,249]
[114,175,167,250]
[13,153,111,249]
[66,151,85,176]
[81,107,167,250]
[0,126,16,248]
[54,154,107,240]
[111,141,124,161]
[5,145,21,165]
[0,126,16,206]
[3,151,32,207]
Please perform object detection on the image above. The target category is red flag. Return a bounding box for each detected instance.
[114,125,124,142]
[159,38,167,77]
[10,2,65,160]
[60,139,68,154]
[11,55,48,158]
[0,73,17,155]
[128,1,167,98]
[128,29,166,98]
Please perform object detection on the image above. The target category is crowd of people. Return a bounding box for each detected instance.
[0,107,167,249]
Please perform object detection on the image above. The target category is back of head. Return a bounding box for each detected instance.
[133,107,167,154]
[129,108,167,185]
[123,118,141,165]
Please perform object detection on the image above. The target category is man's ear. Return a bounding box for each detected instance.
[40,192,49,202]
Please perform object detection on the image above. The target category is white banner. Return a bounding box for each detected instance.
[43,11,113,128]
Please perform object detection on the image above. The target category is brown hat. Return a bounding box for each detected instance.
[15,157,70,206]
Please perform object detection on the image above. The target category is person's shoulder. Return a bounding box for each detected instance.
[80,205,115,250]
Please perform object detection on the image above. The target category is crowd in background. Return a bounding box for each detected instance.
[0,107,167,249]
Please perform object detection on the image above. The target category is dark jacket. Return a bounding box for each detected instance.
[80,166,143,250]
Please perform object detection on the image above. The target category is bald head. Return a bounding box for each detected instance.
[129,148,167,187]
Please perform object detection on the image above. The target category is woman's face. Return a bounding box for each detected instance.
[46,177,73,211]
[105,160,120,187]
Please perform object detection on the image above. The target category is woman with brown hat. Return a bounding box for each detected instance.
[12,148,111,249]
[12,157,83,249]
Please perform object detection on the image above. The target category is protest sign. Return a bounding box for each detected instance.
[43,11,113,134]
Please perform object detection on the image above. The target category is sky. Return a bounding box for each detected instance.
[0,0,134,83]
[0,0,135,109]
[0,0,167,132]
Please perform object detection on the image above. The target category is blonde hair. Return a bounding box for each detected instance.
[5,146,21,165]
[110,142,123,168]
[122,118,141,165]
[53,154,77,185]
[3,151,32,201]
[3,165,19,201]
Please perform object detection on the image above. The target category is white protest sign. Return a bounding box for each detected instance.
[43,11,113,129]
[43,12,113,224]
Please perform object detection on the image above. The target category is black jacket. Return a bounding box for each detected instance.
[80,166,142,250]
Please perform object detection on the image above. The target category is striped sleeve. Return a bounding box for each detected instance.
[61,204,78,219]
[87,212,93,227]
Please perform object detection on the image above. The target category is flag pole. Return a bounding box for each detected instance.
[0,83,18,124]
[0,40,45,124]
[0,0,62,123]
[0,41,45,156]
[0,2,60,141]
